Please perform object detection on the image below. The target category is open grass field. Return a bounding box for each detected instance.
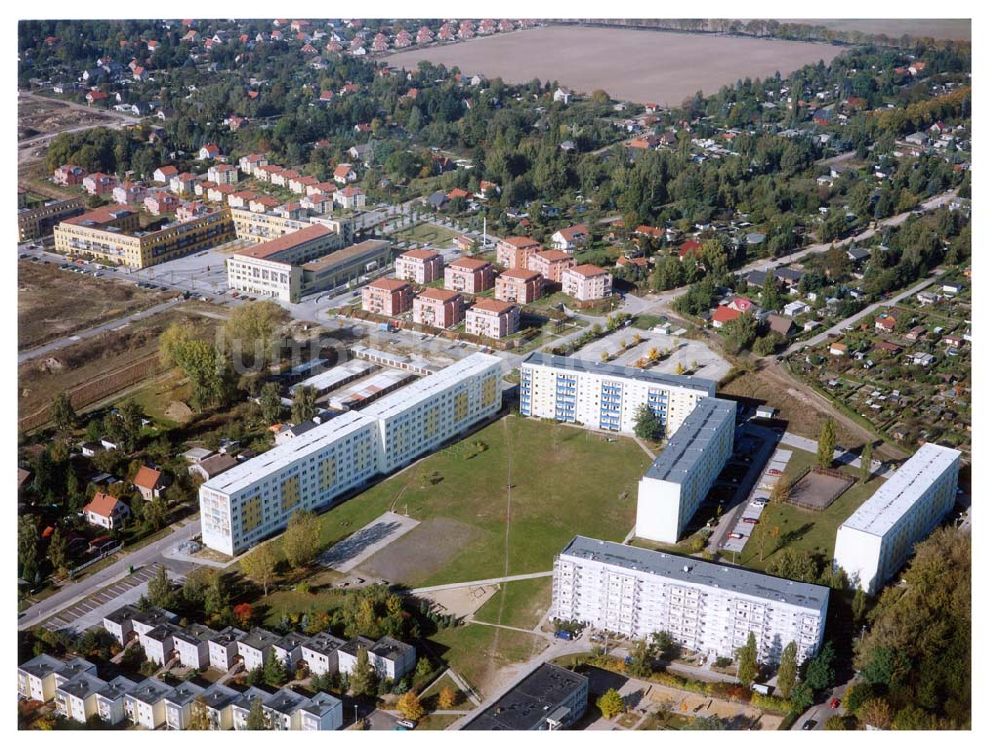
[309,414,649,589]
[392,221,460,248]
[424,622,547,695]
[386,26,845,106]
[17,261,174,350]
[473,576,552,630]
[733,447,883,571]
[419,673,475,711]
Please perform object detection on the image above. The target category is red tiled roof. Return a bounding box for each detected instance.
[83,492,123,518]
[500,268,541,281]
[236,224,332,260]
[449,257,491,271]
[418,288,463,302]
[712,306,742,324]
[534,250,572,263]
[401,248,441,260]
[133,466,162,490]
[368,278,411,291]
[471,298,516,314]
[501,236,540,248]
[567,263,609,278]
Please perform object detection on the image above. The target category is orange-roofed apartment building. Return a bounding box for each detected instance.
[444,257,495,293]
[226,223,341,302]
[414,288,464,329]
[394,249,443,284]
[496,236,542,269]
[562,264,613,301]
[362,278,414,316]
[528,249,576,283]
[82,492,131,530]
[495,268,543,304]
[465,299,520,339]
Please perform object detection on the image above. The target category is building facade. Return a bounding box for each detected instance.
[394,248,443,284]
[362,278,413,316]
[18,197,85,242]
[495,268,543,304]
[413,288,464,329]
[444,257,495,293]
[833,442,961,593]
[635,398,737,544]
[520,352,716,437]
[200,354,503,555]
[562,264,613,301]
[496,236,542,270]
[553,536,828,665]
[528,249,576,283]
[464,299,519,339]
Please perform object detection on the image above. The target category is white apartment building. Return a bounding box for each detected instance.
[200,354,503,555]
[635,398,737,544]
[553,536,828,665]
[520,352,716,437]
[301,632,346,676]
[337,636,417,681]
[237,628,281,671]
[125,678,172,729]
[208,627,246,671]
[833,442,961,593]
[18,654,66,702]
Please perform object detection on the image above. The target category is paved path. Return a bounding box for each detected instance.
[778,431,894,478]
[18,297,183,364]
[783,272,943,355]
[409,571,553,595]
[317,511,420,572]
[18,518,201,631]
[467,619,540,636]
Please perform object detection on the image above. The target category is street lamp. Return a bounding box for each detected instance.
[354,704,358,726]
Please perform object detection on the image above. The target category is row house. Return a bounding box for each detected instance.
[207,163,239,185]
[239,153,268,174]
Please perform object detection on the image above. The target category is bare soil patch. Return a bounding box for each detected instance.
[789,467,855,511]
[18,95,119,140]
[354,517,485,585]
[387,26,845,105]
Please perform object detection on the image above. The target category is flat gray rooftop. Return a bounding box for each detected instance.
[561,535,829,610]
[840,442,961,537]
[523,352,716,395]
[644,397,736,484]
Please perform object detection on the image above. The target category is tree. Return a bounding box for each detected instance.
[414,656,433,681]
[203,573,230,618]
[159,323,236,412]
[262,649,288,687]
[681,715,726,730]
[852,585,867,625]
[789,682,815,712]
[245,697,270,730]
[52,392,77,433]
[146,565,177,610]
[259,382,283,425]
[651,630,680,662]
[858,697,893,729]
[397,690,425,722]
[283,510,322,569]
[816,418,837,468]
[291,385,317,424]
[627,639,653,678]
[776,641,798,697]
[859,442,873,483]
[721,312,760,354]
[632,403,664,442]
[240,542,278,596]
[232,602,254,629]
[596,688,625,719]
[350,648,377,696]
[47,528,70,579]
[18,514,39,579]
[437,685,458,709]
[804,642,836,692]
[223,300,285,370]
[760,270,781,311]
[771,473,792,505]
[737,632,758,686]
[189,697,211,730]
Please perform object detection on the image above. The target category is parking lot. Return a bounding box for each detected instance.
[40,564,167,634]
[721,448,792,554]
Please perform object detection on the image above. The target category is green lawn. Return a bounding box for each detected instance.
[424,623,547,694]
[734,447,884,571]
[310,415,649,588]
[419,673,475,711]
[392,222,460,247]
[415,713,461,730]
[473,576,553,630]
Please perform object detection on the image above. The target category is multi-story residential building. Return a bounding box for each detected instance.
[83,172,116,196]
[231,687,272,730]
[95,675,136,726]
[54,671,107,723]
[273,632,309,670]
[337,635,416,681]
[53,164,86,186]
[139,623,177,665]
[635,398,737,544]
[394,248,443,283]
[54,206,233,268]
[553,536,829,665]
[207,626,246,671]
[362,277,413,316]
[463,663,588,730]
[200,354,503,555]
[496,235,542,269]
[528,249,576,283]
[164,681,205,730]
[18,654,64,702]
[113,181,147,206]
[413,288,464,329]
[125,677,172,729]
[17,197,85,242]
[519,352,716,437]
[495,268,543,304]
[834,442,961,593]
[561,264,613,301]
[444,257,495,293]
[301,632,346,677]
[102,605,177,646]
[172,623,217,669]
[237,628,281,671]
[198,684,241,730]
[207,164,239,185]
[464,298,520,339]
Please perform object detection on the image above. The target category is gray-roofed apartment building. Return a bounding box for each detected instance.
[463,663,588,731]
[552,536,828,665]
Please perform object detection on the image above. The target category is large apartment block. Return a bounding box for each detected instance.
[200,354,503,555]
[495,268,543,304]
[54,206,233,268]
[833,442,961,593]
[635,398,737,544]
[562,263,613,301]
[553,536,829,665]
[18,197,85,242]
[520,352,716,437]
[444,256,494,293]
[394,248,443,283]
[361,278,413,316]
[464,298,519,339]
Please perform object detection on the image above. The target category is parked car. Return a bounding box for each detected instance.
[803,719,817,730]
[396,719,416,730]
[830,697,841,709]
[728,532,743,540]
[555,630,574,641]
[742,517,759,525]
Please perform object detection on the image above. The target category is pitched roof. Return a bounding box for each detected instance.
[133,466,163,490]
[553,223,589,241]
[501,236,541,248]
[83,492,124,518]
[418,288,463,303]
[400,248,441,260]
[500,268,542,281]
[471,298,516,314]
[712,306,742,324]
[534,249,572,263]
[566,263,609,278]
[368,278,411,292]
[235,224,332,260]
[449,257,491,271]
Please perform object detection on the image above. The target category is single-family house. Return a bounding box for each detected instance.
[332,163,357,185]
[132,465,166,501]
[550,224,589,252]
[82,492,131,530]
[199,143,222,161]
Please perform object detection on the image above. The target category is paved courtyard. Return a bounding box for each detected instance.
[316,511,421,572]
[572,327,731,383]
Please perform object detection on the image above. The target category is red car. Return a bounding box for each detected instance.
[742,517,760,525]
[830,697,841,709]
